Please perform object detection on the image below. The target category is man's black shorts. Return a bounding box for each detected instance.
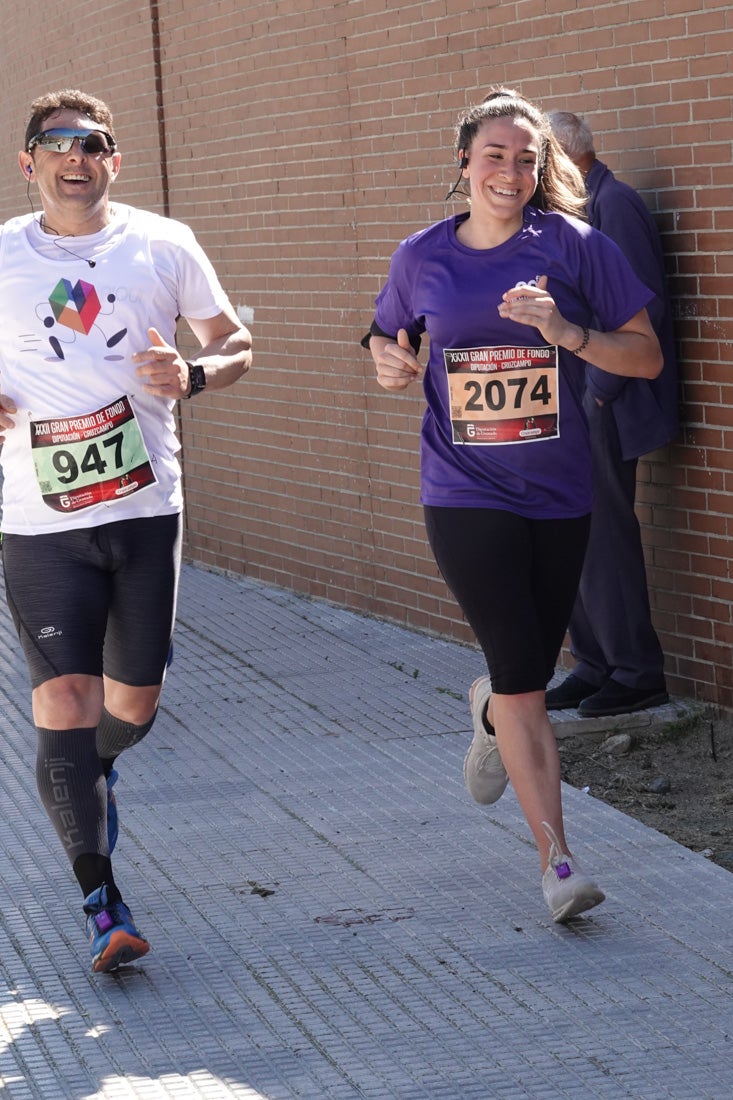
[2,513,181,689]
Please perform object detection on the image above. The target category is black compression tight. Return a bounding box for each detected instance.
[424,506,590,695]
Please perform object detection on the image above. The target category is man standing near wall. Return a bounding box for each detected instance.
[545,110,678,717]
[0,89,252,973]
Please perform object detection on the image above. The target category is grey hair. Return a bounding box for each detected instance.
[547,111,595,162]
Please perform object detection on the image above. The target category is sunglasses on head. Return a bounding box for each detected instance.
[27,128,116,155]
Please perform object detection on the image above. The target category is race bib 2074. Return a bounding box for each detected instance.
[444,345,559,445]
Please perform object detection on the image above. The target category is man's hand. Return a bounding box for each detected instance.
[133,327,190,399]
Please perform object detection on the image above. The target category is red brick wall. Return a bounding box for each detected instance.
[1,1,732,708]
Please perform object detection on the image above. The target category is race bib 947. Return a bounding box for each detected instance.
[444,345,559,445]
[31,395,157,513]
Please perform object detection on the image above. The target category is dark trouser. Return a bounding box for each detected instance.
[424,505,590,695]
[569,394,665,690]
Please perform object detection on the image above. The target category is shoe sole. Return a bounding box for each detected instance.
[462,749,508,804]
[551,886,606,923]
[92,930,150,973]
[546,696,592,711]
[578,692,669,718]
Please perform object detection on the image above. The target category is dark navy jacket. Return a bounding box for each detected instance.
[582,159,679,459]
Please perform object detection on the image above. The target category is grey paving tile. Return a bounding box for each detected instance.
[0,564,732,1099]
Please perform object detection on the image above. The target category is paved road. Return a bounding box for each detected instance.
[0,563,731,1099]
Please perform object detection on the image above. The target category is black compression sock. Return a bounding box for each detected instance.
[35,726,107,862]
[73,855,121,902]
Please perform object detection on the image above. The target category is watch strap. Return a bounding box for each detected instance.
[183,361,206,398]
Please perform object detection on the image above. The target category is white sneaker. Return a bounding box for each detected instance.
[463,675,508,805]
[541,821,605,922]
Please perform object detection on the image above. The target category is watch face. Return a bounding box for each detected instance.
[189,363,206,394]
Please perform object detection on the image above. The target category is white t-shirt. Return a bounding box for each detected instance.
[0,204,230,533]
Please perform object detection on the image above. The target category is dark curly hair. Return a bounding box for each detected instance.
[24,89,115,152]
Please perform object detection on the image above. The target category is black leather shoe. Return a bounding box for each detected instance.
[545,673,599,710]
[577,680,669,717]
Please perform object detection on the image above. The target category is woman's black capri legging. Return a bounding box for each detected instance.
[424,505,590,695]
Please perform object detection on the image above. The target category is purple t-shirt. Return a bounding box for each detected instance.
[373,207,653,518]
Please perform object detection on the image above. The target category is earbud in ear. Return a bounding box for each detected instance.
[460,156,469,169]
[26,165,32,175]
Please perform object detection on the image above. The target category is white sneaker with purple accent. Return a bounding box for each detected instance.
[541,821,605,922]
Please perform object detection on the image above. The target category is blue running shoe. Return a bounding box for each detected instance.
[106,769,119,854]
[84,885,150,973]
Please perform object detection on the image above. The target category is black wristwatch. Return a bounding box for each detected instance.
[183,361,206,399]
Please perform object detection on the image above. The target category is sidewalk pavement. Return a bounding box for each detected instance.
[0,562,731,1100]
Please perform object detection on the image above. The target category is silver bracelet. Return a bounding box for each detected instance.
[569,326,590,355]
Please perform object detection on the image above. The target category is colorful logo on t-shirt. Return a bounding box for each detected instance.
[49,278,101,334]
[35,275,127,360]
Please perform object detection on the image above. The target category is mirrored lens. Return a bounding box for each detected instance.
[32,133,76,152]
[30,129,113,155]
